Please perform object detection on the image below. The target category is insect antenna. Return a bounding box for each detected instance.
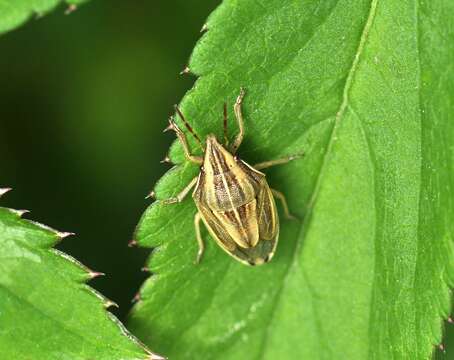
[174,105,205,151]
[223,102,229,146]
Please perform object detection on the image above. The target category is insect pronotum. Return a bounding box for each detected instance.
[162,88,301,266]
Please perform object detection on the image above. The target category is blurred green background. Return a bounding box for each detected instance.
[0,0,216,318]
[0,1,452,358]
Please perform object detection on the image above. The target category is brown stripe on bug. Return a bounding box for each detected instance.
[216,201,259,248]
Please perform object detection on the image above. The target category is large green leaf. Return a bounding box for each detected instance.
[0,0,86,35]
[0,188,163,360]
[128,0,454,359]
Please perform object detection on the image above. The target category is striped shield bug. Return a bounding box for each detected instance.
[162,88,302,266]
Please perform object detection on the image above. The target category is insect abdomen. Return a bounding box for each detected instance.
[214,200,259,248]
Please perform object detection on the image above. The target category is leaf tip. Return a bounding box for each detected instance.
[160,155,171,164]
[0,187,12,197]
[57,231,76,240]
[65,4,77,15]
[147,353,166,360]
[128,239,138,248]
[145,190,156,200]
[104,299,119,309]
[12,209,30,217]
[131,292,142,304]
[88,271,105,279]
[179,66,191,75]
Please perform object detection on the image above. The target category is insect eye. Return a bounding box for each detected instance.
[200,165,204,171]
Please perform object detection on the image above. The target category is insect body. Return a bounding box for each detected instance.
[163,89,300,265]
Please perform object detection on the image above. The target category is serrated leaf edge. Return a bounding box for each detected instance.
[0,188,165,360]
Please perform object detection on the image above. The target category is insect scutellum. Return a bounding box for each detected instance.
[162,88,302,266]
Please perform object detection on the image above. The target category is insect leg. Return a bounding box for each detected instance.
[162,176,198,204]
[270,189,297,220]
[253,153,304,170]
[165,117,203,165]
[194,212,205,264]
[174,106,205,151]
[231,87,246,153]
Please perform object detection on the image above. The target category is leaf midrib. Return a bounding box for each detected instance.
[255,0,379,358]
[412,0,424,356]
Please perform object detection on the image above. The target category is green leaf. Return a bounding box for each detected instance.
[0,189,164,360]
[0,0,86,35]
[128,0,454,359]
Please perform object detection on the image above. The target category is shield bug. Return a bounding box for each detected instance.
[162,88,301,266]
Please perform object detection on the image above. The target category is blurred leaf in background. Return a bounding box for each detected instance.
[0,0,86,34]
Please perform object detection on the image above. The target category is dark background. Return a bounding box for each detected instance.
[0,0,216,319]
[0,1,452,357]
